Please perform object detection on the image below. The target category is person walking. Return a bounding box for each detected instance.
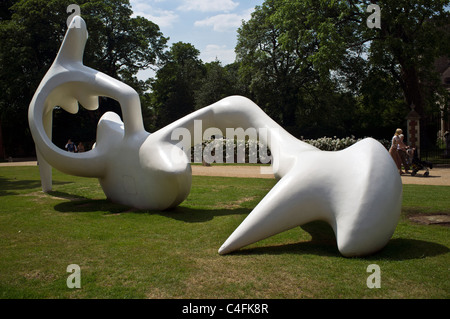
[397,134,410,174]
[389,129,405,175]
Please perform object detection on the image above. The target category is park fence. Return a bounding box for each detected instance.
[420,111,450,166]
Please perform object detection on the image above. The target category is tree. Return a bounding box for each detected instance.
[270,0,450,116]
[236,0,449,138]
[236,0,318,129]
[366,0,450,116]
[194,60,247,109]
[0,0,167,156]
[236,0,363,136]
[150,42,205,129]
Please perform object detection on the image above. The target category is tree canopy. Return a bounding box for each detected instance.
[235,0,449,138]
[0,0,167,155]
[149,42,205,129]
[0,0,449,158]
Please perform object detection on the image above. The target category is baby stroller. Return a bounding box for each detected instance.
[406,148,433,177]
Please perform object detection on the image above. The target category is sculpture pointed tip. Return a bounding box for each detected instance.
[68,15,86,30]
[56,16,88,64]
[218,244,231,255]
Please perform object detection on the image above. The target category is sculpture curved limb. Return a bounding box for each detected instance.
[218,138,402,257]
[28,16,402,257]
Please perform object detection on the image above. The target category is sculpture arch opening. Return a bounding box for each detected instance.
[51,97,123,153]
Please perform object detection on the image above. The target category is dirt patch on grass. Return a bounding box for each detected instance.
[22,191,85,203]
[408,213,450,226]
[145,287,170,299]
[22,270,57,281]
[219,196,257,209]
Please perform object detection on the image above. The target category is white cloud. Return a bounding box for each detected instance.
[194,8,253,32]
[178,0,239,12]
[201,44,236,64]
[130,0,178,28]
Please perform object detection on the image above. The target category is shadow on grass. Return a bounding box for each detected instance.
[52,191,250,221]
[51,194,449,261]
[52,193,130,215]
[235,237,449,261]
[157,206,251,222]
[0,176,72,196]
[367,238,449,261]
[231,221,340,257]
[232,221,449,261]
[47,190,90,201]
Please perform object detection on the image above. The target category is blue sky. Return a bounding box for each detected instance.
[129,0,264,80]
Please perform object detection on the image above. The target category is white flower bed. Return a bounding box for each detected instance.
[301,136,390,151]
[193,136,390,163]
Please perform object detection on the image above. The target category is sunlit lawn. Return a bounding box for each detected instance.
[0,166,449,299]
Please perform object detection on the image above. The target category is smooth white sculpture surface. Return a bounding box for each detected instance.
[29,16,402,257]
[28,16,192,210]
[218,137,402,257]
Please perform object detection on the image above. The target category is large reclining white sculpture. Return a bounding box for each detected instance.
[28,16,402,257]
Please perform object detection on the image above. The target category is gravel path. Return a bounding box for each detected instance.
[1,161,449,186]
[192,165,450,186]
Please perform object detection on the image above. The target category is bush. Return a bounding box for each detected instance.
[192,138,271,164]
[190,136,391,164]
[301,136,361,151]
[302,136,391,151]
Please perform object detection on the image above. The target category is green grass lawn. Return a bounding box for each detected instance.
[0,166,449,299]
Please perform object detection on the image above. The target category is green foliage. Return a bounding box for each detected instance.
[365,0,450,115]
[149,42,205,129]
[235,0,450,139]
[1,0,449,158]
[236,0,316,128]
[194,61,247,110]
[0,0,167,155]
[147,45,249,131]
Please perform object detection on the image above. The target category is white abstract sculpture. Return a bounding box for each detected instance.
[29,16,402,257]
[28,16,192,210]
